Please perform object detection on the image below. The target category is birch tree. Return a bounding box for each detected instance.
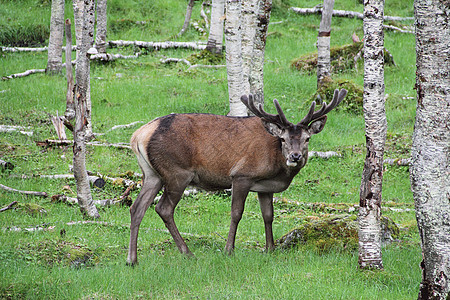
[95,0,108,54]
[411,0,450,298]
[248,0,271,107]
[241,0,258,98]
[316,0,334,88]
[73,0,95,139]
[46,0,65,74]
[73,0,100,219]
[225,0,247,116]
[177,0,196,37]
[358,0,386,270]
[206,0,225,54]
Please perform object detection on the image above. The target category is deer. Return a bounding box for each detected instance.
[127,89,347,265]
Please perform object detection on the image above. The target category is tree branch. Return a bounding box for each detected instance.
[290,7,413,21]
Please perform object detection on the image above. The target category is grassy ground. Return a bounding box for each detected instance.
[0,0,419,298]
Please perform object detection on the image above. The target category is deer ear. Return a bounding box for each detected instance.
[309,116,327,135]
[262,121,283,137]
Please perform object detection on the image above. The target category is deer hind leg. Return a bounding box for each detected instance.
[155,172,194,256]
[258,192,275,252]
[127,167,163,266]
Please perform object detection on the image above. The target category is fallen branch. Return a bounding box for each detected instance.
[109,40,207,51]
[0,184,48,198]
[160,57,226,71]
[1,45,77,53]
[383,24,414,34]
[290,7,413,21]
[89,52,141,61]
[39,174,106,188]
[0,125,33,136]
[0,201,18,212]
[35,139,132,150]
[106,121,144,132]
[384,158,411,166]
[309,151,341,159]
[2,69,45,80]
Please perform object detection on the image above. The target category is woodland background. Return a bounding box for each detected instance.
[0,0,419,298]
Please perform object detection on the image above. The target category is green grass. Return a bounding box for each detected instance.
[0,0,419,298]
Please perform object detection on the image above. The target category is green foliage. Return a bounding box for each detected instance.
[313,78,364,114]
[0,24,49,47]
[291,42,396,74]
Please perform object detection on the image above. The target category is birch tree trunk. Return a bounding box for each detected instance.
[241,0,259,98]
[65,19,75,122]
[95,0,107,54]
[358,0,386,270]
[206,0,225,54]
[248,0,271,108]
[177,0,196,37]
[225,0,247,116]
[46,0,65,74]
[73,0,83,61]
[73,0,100,219]
[316,0,334,89]
[411,0,450,298]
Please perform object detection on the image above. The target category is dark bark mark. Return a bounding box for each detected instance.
[318,31,331,37]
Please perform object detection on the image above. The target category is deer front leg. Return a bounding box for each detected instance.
[225,179,251,254]
[258,192,275,252]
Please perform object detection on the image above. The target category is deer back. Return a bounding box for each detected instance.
[131,113,291,190]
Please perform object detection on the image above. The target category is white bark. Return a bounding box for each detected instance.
[73,0,100,219]
[47,0,65,74]
[108,40,206,50]
[249,0,271,107]
[316,0,334,88]
[65,19,75,122]
[206,0,225,54]
[412,0,450,298]
[1,46,77,52]
[241,0,259,98]
[290,6,413,21]
[358,0,386,270]
[225,0,247,116]
[95,0,108,54]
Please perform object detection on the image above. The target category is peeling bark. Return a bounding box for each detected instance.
[358,0,386,270]
[412,0,450,299]
[72,0,100,219]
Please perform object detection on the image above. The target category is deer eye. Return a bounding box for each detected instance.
[305,137,310,142]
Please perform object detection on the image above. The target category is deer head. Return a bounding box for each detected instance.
[241,89,347,167]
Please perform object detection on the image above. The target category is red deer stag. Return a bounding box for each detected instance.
[127,89,347,265]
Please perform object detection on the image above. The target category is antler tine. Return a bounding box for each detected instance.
[273,99,291,126]
[241,94,288,125]
[298,101,317,125]
[298,89,348,125]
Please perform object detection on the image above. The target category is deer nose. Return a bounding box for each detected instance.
[290,152,302,162]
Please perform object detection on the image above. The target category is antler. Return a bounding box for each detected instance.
[298,89,347,126]
[241,94,291,127]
